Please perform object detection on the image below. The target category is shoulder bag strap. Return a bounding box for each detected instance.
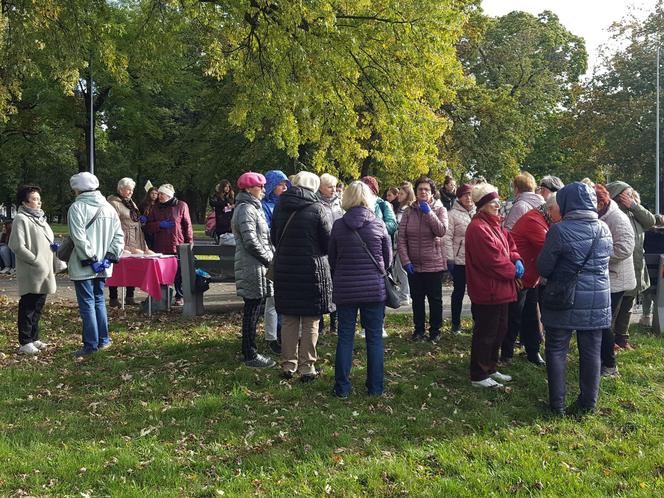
[577,225,602,273]
[274,211,297,251]
[352,229,387,278]
[85,206,104,230]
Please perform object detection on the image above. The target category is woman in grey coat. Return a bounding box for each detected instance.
[8,185,57,354]
[232,172,275,369]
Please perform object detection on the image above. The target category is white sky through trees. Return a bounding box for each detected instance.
[482,0,658,76]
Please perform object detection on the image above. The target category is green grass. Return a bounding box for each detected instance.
[0,297,663,496]
[51,224,207,238]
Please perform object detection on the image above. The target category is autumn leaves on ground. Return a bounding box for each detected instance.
[0,296,663,496]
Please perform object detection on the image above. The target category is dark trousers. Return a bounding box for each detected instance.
[450,264,467,330]
[108,286,135,299]
[502,287,542,360]
[242,298,265,361]
[470,303,509,381]
[18,293,47,345]
[408,271,443,337]
[601,291,625,368]
[545,327,602,411]
[613,293,635,344]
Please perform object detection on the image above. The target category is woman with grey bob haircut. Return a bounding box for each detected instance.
[107,177,149,306]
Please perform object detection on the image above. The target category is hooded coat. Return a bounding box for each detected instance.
[504,191,545,231]
[66,191,125,281]
[328,206,392,306]
[232,190,273,299]
[375,198,398,236]
[537,182,613,330]
[145,197,193,254]
[8,207,57,295]
[270,186,333,316]
[261,170,290,228]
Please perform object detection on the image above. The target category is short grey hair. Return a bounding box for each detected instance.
[319,173,338,188]
[545,192,558,209]
[117,177,136,192]
[341,181,375,212]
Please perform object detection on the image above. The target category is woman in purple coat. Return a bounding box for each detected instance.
[329,181,392,398]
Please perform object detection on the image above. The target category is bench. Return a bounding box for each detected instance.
[179,243,235,316]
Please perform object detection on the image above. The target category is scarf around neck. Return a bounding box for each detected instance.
[20,205,45,220]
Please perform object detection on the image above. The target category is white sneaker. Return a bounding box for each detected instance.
[8,268,15,275]
[490,371,512,383]
[19,343,40,355]
[32,340,48,350]
[471,377,503,388]
[0,268,10,274]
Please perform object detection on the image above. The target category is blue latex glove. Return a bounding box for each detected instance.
[91,259,110,273]
[50,243,60,252]
[139,215,148,224]
[514,260,525,279]
[404,263,415,275]
[159,219,176,229]
[419,201,431,214]
[447,259,455,274]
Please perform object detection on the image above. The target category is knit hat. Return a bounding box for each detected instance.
[594,184,611,211]
[456,183,473,198]
[291,171,320,192]
[539,175,564,193]
[158,184,175,198]
[70,172,99,192]
[360,176,380,196]
[606,181,631,200]
[236,172,266,190]
[472,183,499,209]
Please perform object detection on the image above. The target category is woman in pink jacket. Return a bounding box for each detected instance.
[397,176,448,342]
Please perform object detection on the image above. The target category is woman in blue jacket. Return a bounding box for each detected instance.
[537,182,613,416]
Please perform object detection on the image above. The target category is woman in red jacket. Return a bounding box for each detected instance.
[465,183,523,388]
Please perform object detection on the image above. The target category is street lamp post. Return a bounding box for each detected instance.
[657,39,660,215]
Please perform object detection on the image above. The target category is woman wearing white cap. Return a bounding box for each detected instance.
[270,171,333,381]
[67,172,125,357]
[145,183,193,306]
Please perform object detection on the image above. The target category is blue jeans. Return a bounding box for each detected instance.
[74,278,110,353]
[0,244,15,268]
[334,303,385,396]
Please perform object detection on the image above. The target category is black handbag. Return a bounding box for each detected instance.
[57,206,104,262]
[541,227,601,311]
[352,230,402,309]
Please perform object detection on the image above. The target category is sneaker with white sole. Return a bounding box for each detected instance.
[490,371,512,383]
[7,268,15,275]
[32,340,48,350]
[0,268,10,274]
[471,377,503,388]
[360,329,388,338]
[19,342,40,355]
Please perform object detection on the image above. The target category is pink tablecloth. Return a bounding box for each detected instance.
[106,256,178,300]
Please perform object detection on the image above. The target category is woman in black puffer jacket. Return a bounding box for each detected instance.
[271,172,332,381]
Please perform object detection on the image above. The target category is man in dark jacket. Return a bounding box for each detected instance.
[537,182,613,415]
[271,172,332,380]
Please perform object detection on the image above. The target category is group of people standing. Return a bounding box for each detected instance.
[6,166,660,415]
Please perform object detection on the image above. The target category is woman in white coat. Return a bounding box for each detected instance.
[443,184,476,334]
[8,185,57,354]
[595,184,635,378]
